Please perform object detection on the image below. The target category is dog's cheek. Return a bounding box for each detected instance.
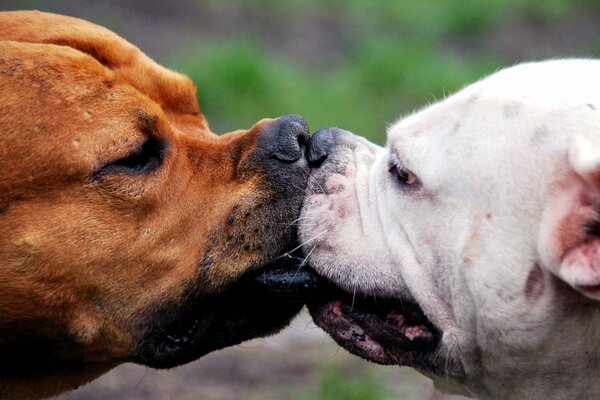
[67,311,132,359]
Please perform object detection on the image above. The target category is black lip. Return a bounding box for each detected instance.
[306,283,442,370]
[135,252,325,369]
[311,293,439,349]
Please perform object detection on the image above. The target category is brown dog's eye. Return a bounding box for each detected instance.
[389,162,420,188]
[93,136,167,178]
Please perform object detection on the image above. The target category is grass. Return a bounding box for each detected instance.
[169,0,599,144]
[293,364,392,400]
[171,39,496,145]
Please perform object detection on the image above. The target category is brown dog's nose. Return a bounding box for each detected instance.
[263,114,309,163]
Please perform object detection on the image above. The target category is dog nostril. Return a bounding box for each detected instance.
[307,128,334,168]
[272,114,309,163]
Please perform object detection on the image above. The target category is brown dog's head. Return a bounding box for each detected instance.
[0,11,312,397]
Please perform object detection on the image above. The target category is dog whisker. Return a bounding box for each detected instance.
[275,230,328,260]
[290,216,314,224]
[334,345,342,357]
[301,245,316,265]
[290,182,307,193]
[270,216,317,227]
[311,176,327,195]
[287,245,317,288]
[272,221,318,226]
[302,168,327,195]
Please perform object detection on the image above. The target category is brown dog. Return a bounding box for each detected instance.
[0,10,314,399]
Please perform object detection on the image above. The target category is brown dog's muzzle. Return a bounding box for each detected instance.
[131,115,320,369]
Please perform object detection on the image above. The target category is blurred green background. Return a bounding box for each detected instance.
[5,0,600,146]
[2,1,600,399]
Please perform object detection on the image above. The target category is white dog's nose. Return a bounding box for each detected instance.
[307,127,335,167]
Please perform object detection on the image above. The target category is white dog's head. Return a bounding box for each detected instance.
[302,59,600,399]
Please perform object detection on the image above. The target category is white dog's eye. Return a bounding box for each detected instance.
[389,162,420,188]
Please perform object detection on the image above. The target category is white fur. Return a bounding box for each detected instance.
[301,59,600,399]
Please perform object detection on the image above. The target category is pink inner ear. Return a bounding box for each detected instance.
[561,240,600,299]
[551,136,600,299]
[553,188,595,260]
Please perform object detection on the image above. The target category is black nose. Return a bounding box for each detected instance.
[307,127,334,167]
[264,114,309,163]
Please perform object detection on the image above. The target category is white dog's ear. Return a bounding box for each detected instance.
[553,134,600,300]
[570,135,600,189]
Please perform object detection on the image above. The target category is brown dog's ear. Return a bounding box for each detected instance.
[551,134,600,300]
[0,10,207,128]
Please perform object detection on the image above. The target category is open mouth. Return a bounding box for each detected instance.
[136,250,324,369]
[307,288,441,371]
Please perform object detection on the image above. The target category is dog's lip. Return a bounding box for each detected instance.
[135,250,324,369]
[307,288,441,368]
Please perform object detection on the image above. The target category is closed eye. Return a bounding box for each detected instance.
[93,135,167,179]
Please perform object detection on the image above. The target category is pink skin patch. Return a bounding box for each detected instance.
[561,240,600,298]
[329,300,343,316]
[325,174,347,194]
[304,171,356,233]
[547,178,600,298]
[404,326,428,341]
[387,311,429,341]
[551,179,595,262]
[318,301,388,363]
[563,239,600,276]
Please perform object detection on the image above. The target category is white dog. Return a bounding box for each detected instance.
[302,59,600,399]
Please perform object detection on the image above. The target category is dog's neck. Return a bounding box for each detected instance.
[0,345,115,399]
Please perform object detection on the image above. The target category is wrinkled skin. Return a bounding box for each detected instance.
[302,60,600,399]
[0,11,309,399]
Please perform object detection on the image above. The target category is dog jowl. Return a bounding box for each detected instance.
[0,11,319,398]
[302,60,600,399]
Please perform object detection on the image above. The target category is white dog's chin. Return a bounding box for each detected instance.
[307,291,441,370]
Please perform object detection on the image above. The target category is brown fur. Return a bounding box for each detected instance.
[0,11,305,399]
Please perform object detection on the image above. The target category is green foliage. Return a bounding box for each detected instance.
[169,0,599,144]
[171,39,495,144]
[294,365,391,400]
